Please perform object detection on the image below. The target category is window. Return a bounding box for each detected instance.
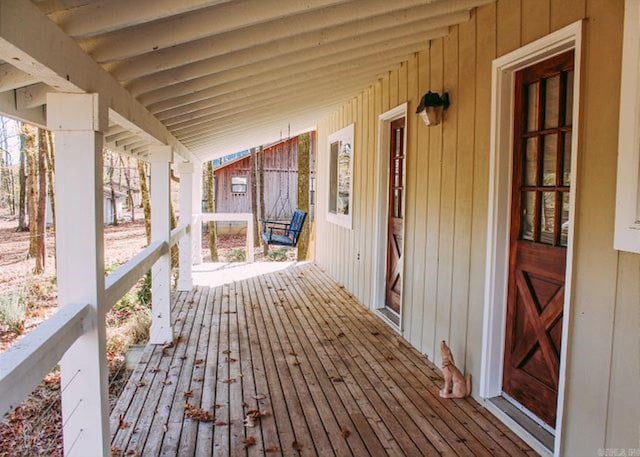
[326,123,354,229]
[615,0,640,253]
[231,176,247,193]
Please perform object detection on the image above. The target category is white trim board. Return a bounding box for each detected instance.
[372,103,407,332]
[480,20,583,457]
[326,123,355,230]
[614,0,640,253]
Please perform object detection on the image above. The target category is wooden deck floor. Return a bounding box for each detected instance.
[110,263,534,456]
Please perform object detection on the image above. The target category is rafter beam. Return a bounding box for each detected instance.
[0,63,38,91]
[0,0,190,160]
[79,0,351,63]
[45,0,232,38]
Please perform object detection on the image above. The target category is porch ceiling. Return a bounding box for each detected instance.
[2,0,492,161]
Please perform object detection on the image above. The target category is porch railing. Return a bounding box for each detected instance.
[0,223,190,422]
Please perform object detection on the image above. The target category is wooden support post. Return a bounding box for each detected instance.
[149,145,173,344]
[47,92,110,456]
[192,162,203,265]
[177,162,193,291]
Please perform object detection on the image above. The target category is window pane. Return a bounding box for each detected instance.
[543,134,558,186]
[521,191,535,241]
[540,192,556,245]
[560,192,570,246]
[563,133,572,186]
[393,189,402,218]
[565,70,574,125]
[527,82,539,132]
[525,137,538,186]
[329,141,338,213]
[544,75,560,129]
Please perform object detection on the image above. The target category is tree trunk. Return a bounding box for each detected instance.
[138,160,151,244]
[249,147,260,247]
[17,127,27,232]
[0,118,15,214]
[169,198,179,268]
[24,124,38,257]
[297,133,311,261]
[121,156,135,222]
[33,129,47,274]
[45,130,56,231]
[258,146,269,255]
[205,161,219,261]
[108,152,118,226]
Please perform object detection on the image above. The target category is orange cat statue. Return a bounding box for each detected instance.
[439,340,471,399]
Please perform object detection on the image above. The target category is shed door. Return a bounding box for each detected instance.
[385,118,405,315]
[503,50,574,428]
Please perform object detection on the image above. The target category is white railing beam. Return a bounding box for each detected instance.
[201,212,255,262]
[177,162,194,291]
[149,145,173,344]
[0,302,90,417]
[47,92,111,456]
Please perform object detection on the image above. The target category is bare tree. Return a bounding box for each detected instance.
[45,130,55,231]
[33,129,47,274]
[205,161,218,261]
[107,151,118,226]
[121,156,135,222]
[258,146,268,255]
[137,160,151,244]
[23,124,38,257]
[17,126,27,232]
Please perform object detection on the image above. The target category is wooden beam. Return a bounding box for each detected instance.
[79,0,352,63]
[0,89,45,126]
[15,82,53,109]
[109,0,491,82]
[46,0,232,38]
[0,62,38,91]
[0,0,190,161]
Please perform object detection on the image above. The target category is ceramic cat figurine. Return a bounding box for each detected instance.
[439,340,471,399]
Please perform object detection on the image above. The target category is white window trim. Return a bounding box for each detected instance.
[615,0,640,253]
[326,123,355,229]
[480,21,583,457]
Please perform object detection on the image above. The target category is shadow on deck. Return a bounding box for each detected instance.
[110,263,534,456]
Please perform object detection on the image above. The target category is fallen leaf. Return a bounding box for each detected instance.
[253,394,266,400]
[340,429,351,438]
[184,403,212,422]
[292,440,303,451]
[183,391,194,399]
[292,361,301,366]
[111,447,121,457]
[243,436,256,447]
[225,357,237,363]
[243,409,269,427]
[289,352,297,356]
[118,415,130,429]
[214,420,228,426]
[163,423,168,432]
[213,403,222,409]
[222,378,237,384]
[371,331,380,336]
[336,332,345,338]
[265,446,279,453]
[136,381,146,387]
[194,377,203,382]
[330,376,344,383]
[150,368,161,373]
[163,380,173,386]
[125,450,138,456]
[194,359,204,365]
[222,349,232,354]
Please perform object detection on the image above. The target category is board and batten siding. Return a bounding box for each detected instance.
[315,0,639,454]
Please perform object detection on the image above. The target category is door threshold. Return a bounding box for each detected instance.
[375,307,400,330]
[487,396,555,454]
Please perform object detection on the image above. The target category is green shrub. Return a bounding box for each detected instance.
[136,271,152,308]
[0,288,27,334]
[225,248,246,262]
[266,247,289,261]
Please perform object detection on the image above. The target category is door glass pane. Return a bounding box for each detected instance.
[540,192,556,244]
[394,159,402,187]
[565,70,574,126]
[527,82,539,132]
[563,133,572,186]
[560,192,570,246]
[544,75,560,129]
[543,134,558,186]
[525,137,537,186]
[393,189,402,218]
[521,191,535,241]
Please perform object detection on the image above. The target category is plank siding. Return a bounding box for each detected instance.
[314,0,640,453]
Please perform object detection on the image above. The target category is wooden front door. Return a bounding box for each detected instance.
[503,50,574,428]
[385,118,405,315]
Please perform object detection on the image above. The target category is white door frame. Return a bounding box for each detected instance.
[480,21,583,457]
[372,103,408,332]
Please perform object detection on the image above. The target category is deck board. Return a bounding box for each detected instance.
[110,263,534,456]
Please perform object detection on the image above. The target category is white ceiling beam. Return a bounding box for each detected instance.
[15,82,54,109]
[105,130,134,143]
[147,33,441,116]
[134,12,465,103]
[0,89,46,126]
[80,0,352,63]
[0,63,38,91]
[109,0,491,82]
[46,0,232,38]
[0,0,190,160]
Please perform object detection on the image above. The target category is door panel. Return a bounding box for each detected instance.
[503,50,574,428]
[385,118,405,315]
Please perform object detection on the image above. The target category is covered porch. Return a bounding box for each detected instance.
[110,263,533,456]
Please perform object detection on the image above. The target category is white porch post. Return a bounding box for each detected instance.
[47,93,110,456]
[177,162,193,291]
[149,146,173,344]
[192,162,203,265]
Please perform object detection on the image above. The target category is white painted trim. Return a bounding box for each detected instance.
[614,0,640,253]
[480,21,583,457]
[372,103,407,332]
[0,302,90,417]
[326,123,355,230]
[201,212,255,262]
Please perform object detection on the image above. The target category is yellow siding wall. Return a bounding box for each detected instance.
[315,0,639,453]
